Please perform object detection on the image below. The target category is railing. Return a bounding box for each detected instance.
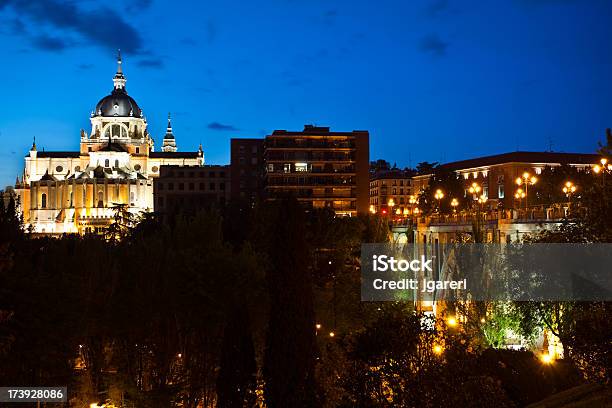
[387,204,572,227]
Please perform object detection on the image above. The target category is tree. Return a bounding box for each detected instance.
[258,199,318,408]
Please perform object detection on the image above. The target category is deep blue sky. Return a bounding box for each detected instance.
[0,0,611,187]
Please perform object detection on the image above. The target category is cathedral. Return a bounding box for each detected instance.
[14,52,204,234]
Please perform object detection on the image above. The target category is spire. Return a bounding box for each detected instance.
[31,136,36,151]
[161,112,177,152]
[113,49,126,90]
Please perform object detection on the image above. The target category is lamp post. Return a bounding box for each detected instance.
[434,189,444,213]
[450,198,459,214]
[563,181,577,213]
[388,198,395,220]
[515,172,537,210]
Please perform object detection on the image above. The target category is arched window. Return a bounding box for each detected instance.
[115,159,119,168]
[98,191,104,208]
[104,159,110,167]
[70,192,73,207]
[130,191,135,206]
[41,193,47,208]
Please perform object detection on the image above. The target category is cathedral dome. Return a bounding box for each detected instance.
[93,51,143,118]
[95,88,142,118]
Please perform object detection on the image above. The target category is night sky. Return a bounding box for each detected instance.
[0,0,611,187]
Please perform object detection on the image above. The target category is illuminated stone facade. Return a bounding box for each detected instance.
[14,53,204,234]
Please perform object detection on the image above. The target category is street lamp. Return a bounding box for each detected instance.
[468,182,481,197]
[515,172,537,210]
[434,189,444,212]
[450,198,459,213]
[409,195,417,204]
[369,204,376,214]
[562,181,576,197]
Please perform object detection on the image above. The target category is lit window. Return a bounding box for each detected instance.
[473,171,478,179]
[463,173,469,180]
[498,185,505,199]
[295,162,308,172]
[535,167,542,175]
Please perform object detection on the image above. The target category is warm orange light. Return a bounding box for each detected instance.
[447,317,458,327]
[329,332,335,338]
[480,317,486,323]
[600,158,608,166]
[516,177,523,185]
[530,176,537,185]
[594,164,601,173]
[369,205,376,214]
[316,323,321,330]
[433,345,443,354]
[388,198,395,207]
[522,171,530,179]
[540,354,553,364]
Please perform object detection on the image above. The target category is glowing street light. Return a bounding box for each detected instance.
[447,316,458,327]
[409,195,417,204]
[468,182,481,196]
[369,204,376,214]
[562,181,576,197]
[516,172,537,210]
[433,345,443,355]
[540,353,553,365]
[450,198,459,213]
[434,189,444,212]
[403,208,409,216]
[329,331,335,338]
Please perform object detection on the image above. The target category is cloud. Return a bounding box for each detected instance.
[1,0,145,54]
[137,58,164,68]
[419,34,448,56]
[31,34,67,50]
[426,0,449,17]
[208,122,239,131]
[77,63,94,70]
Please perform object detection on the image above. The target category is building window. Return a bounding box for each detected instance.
[199,183,205,190]
[104,159,110,167]
[179,183,184,191]
[268,164,274,172]
[295,163,307,172]
[252,145,258,153]
[41,193,47,208]
[98,191,104,207]
[136,147,140,154]
[220,183,225,191]
[189,183,194,191]
[210,182,216,191]
[498,185,505,199]
[130,191,135,205]
[239,157,245,165]
[56,165,63,172]
[158,196,164,207]
[168,183,174,191]
[284,164,291,173]
[210,171,216,177]
[88,147,92,152]
[251,157,258,165]
[115,160,119,168]
[158,183,164,191]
